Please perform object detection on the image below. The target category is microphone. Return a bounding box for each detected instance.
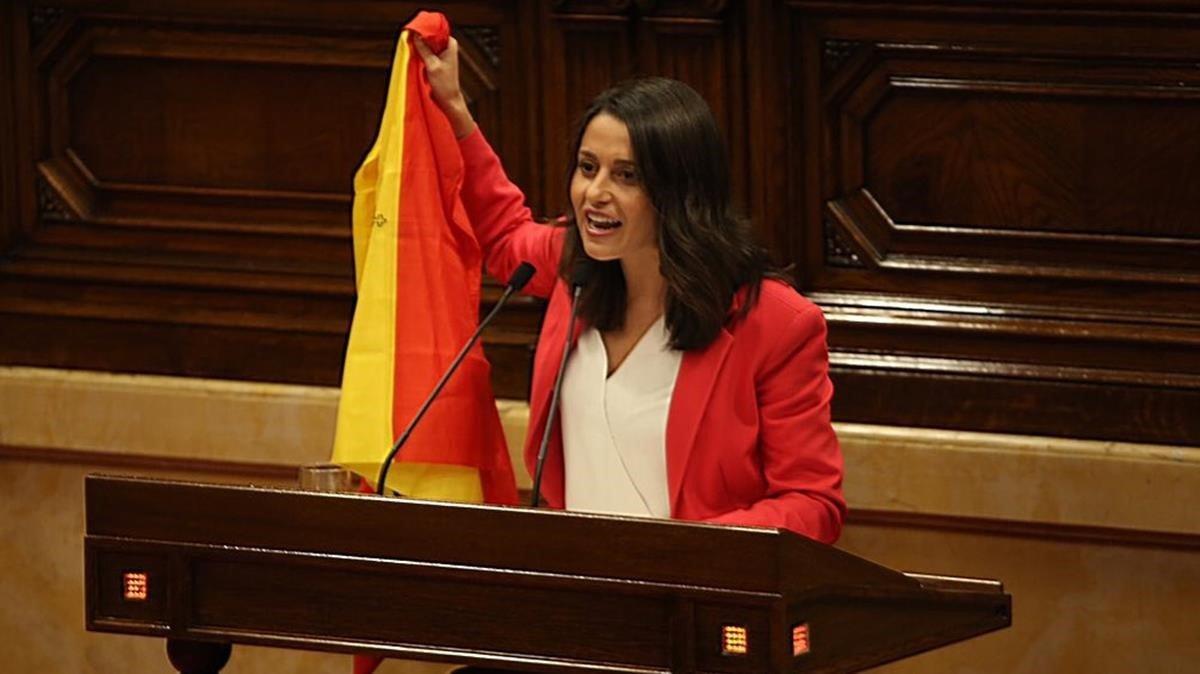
[529,259,594,507]
[375,261,537,495]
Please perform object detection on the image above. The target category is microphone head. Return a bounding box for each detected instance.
[507,262,537,291]
[570,258,594,289]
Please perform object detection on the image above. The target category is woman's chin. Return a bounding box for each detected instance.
[580,239,620,262]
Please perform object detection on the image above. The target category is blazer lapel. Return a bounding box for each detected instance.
[665,326,734,514]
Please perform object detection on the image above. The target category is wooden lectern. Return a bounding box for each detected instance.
[84,475,1010,673]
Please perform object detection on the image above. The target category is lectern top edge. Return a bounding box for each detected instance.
[85,473,915,595]
[85,473,780,534]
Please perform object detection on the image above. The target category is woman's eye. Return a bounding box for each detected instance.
[577,161,596,176]
[617,169,639,184]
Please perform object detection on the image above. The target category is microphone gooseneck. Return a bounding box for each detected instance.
[375,262,537,495]
[529,259,594,507]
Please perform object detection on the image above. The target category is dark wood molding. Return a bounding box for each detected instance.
[29,5,65,46]
[551,0,635,16]
[458,25,500,68]
[1,3,21,253]
[636,0,729,19]
[848,508,1200,552]
[823,216,866,268]
[794,3,1200,444]
[35,174,76,221]
[821,37,859,78]
[828,364,1200,445]
[0,444,300,480]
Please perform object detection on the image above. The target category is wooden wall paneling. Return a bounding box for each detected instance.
[787,0,1200,444]
[822,49,1200,299]
[743,1,792,268]
[0,2,15,253]
[7,6,384,384]
[34,1,509,30]
[1,1,37,253]
[3,313,352,384]
[458,21,503,176]
[470,1,545,214]
[830,367,1200,446]
[0,1,542,398]
[455,3,548,400]
[11,0,1198,445]
[33,20,392,228]
[635,1,752,220]
[541,2,636,215]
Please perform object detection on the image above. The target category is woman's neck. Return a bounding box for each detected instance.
[620,248,666,316]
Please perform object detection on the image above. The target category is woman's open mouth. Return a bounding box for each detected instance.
[585,213,622,235]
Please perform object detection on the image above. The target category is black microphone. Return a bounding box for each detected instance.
[376,261,537,495]
[529,259,594,507]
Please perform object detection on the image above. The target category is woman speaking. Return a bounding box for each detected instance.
[414,37,845,545]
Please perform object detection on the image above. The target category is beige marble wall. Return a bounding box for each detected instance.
[2,366,1198,673]
[841,523,1199,673]
[0,457,454,674]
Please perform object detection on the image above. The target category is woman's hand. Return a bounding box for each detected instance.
[412,36,477,139]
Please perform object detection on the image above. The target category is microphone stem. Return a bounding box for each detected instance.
[530,284,583,507]
[376,284,516,495]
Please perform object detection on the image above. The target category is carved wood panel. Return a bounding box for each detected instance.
[539,1,747,216]
[540,8,636,215]
[0,0,537,397]
[791,1,1200,443]
[5,0,1199,445]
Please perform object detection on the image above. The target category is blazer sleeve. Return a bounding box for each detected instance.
[705,305,847,543]
[458,128,564,299]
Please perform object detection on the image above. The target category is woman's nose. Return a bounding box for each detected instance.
[585,173,612,203]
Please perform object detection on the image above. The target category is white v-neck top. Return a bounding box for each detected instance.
[560,316,683,518]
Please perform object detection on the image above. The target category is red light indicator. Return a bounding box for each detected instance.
[721,625,748,656]
[793,623,811,656]
[123,572,148,601]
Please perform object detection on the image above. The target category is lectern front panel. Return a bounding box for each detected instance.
[188,552,675,667]
[85,476,1011,673]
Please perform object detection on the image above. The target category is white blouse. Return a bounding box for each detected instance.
[560,316,683,518]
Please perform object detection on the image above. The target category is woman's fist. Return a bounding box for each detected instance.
[413,36,477,139]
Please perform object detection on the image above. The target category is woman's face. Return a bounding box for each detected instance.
[570,113,659,265]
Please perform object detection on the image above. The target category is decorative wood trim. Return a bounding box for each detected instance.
[821,44,1200,287]
[789,0,1200,19]
[1,1,24,253]
[848,508,1200,552]
[823,216,866,267]
[35,175,77,221]
[0,443,299,480]
[822,38,859,78]
[809,290,1200,328]
[635,0,729,18]
[830,352,1200,389]
[829,365,1200,445]
[29,6,65,46]
[459,25,500,68]
[552,0,635,15]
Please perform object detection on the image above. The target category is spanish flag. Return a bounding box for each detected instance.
[332,11,518,506]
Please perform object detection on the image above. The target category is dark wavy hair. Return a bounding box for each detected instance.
[558,77,784,351]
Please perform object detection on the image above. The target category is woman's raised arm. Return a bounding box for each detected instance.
[414,36,562,297]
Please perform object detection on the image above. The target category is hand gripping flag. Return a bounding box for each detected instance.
[332,11,518,506]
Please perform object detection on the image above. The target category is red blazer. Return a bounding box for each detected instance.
[459,130,845,543]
